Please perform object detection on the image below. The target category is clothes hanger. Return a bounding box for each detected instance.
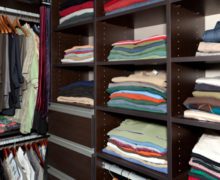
[3,149,8,159]
[3,15,16,33]
[32,142,44,166]
[13,17,28,36]
[0,15,8,34]
[2,15,12,33]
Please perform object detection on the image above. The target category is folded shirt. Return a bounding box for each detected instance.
[198,42,220,53]
[106,142,167,164]
[103,148,168,173]
[108,119,167,150]
[107,99,167,113]
[110,92,166,103]
[192,91,220,100]
[105,0,163,16]
[109,137,166,157]
[59,8,94,24]
[189,158,220,179]
[196,77,220,87]
[111,70,167,88]
[57,96,94,106]
[107,85,166,98]
[65,45,93,53]
[112,35,167,46]
[59,0,92,11]
[60,1,93,17]
[191,155,220,173]
[189,168,218,180]
[192,134,220,164]
[195,83,220,92]
[202,28,220,43]
[108,81,166,93]
[61,58,93,63]
[184,97,220,107]
[184,109,220,123]
[104,0,146,13]
[196,52,220,56]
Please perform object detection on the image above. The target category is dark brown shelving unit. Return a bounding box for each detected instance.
[97,105,168,121]
[97,58,167,65]
[50,0,220,179]
[54,63,94,68]
[172,56,220,63]
[172,117,220,131]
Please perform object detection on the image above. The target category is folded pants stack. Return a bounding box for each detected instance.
[188,134,220,180]
[104,0,164,16]
[107,70,167,113]
[184,76,220,122]
[103,119,168,174]
[108,35,167,61]
[196,21,220,56]
[58,0,94,28]
[61,45,94,64]
[57,80,94,106]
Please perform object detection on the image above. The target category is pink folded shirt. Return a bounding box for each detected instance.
[112,35,167,46]
[60,1,94,17]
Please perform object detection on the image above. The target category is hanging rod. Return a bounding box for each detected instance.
[102,162,148,180]
[42,2,51,6]
[0,6,40,18]
[0,133,49,149]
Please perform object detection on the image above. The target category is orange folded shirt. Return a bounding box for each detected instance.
[110,93,165,104]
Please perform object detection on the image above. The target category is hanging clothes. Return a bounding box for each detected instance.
[0,139,47,180]
[33,5,51,135]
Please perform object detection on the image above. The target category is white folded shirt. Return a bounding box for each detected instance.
[184,109,220,123]
[60,8,94,24]
[61,58,94,63]
[192,134,220,163]
[196,76,220,86]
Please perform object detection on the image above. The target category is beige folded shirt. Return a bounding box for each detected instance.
[193,91,220,100]
[198,42,220,53]
[112,70,167,87]
[57,96,94,106]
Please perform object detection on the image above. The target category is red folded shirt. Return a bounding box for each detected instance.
[104,0,147,13]
[188,176,200,180]
[59,1,94,17]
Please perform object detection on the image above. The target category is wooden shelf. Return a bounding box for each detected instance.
[54,63,94,68]
[97,152,168,180]
[96,106,168,121]
[172,56,220,63]
[96,1,166,22]
[97,59,167,66]
[172,117,220,131]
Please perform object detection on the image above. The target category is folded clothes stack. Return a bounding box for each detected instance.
[104,0,164,16]
[108,35,167,61]
[196,21,220,56]
[58,0,94,28]
[57,81,94,106]
[61,45,94,64]
[188,134,220,180]
[184,76,220,122]
[103,119,168,174]
[0,116,20,134]
[107,70,167,113]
